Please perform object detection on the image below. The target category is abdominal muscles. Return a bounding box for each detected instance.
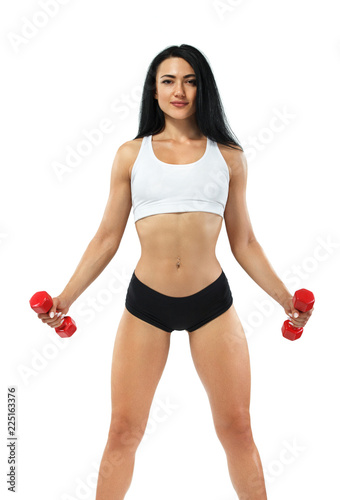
[133,212,224,296]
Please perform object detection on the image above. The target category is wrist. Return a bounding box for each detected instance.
[58,291,75,309]
[274,285,293,309]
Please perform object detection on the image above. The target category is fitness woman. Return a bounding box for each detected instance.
[37,45,313,499]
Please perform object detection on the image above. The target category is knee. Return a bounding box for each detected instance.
[106,413,147,452]
[214,410,253,445]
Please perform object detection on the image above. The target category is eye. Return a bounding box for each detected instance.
[161,79,197,85]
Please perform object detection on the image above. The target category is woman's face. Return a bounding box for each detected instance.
[154,57,197,120]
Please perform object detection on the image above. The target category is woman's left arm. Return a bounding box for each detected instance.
[223,148,314,330]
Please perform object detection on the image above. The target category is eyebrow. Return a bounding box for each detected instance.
[160,74,196,79]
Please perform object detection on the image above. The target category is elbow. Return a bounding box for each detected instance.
[230,236,258,258]
[93,232,120,253]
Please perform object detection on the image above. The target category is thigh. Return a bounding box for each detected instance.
[109,307,171,433]
[188,304,251,430]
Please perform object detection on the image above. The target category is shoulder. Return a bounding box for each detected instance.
[216,142,247,180]
[116,138,144,179]
[117,137,144,159]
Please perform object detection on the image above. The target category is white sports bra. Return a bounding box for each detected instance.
[130,135,230,223]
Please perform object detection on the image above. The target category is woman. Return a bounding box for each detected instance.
[37,44,313,499]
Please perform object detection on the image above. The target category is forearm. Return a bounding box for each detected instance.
[59,235,118,305]
[232,239,292,308]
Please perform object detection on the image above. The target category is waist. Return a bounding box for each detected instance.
[135,212,223,255]
[134,256,223,297]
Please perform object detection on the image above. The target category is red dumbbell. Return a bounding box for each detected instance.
[282,288,315,341]
[29,291,76,338]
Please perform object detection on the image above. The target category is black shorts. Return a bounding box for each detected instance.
[125,268,233,333]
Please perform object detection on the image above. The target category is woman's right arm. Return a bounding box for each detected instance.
[38,142,133,328]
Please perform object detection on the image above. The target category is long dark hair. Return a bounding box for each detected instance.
[133,44,243,151]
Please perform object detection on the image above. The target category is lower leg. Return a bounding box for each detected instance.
[95,434,141,500]
[220,430,267,500]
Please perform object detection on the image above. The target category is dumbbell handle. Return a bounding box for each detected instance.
[282,288,315,341]
[29,291,76,338]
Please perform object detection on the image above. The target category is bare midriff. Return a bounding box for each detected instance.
[134,211,224,297]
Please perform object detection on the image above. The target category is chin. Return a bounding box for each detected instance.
[165,106,195,117]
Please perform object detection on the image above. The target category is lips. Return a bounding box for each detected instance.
[171,102,189,107]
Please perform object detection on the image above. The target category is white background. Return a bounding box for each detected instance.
[1,0,339,499]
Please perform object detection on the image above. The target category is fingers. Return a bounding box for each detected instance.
[37,311,66,328]
[287,309,313,328]
[48,314,66,328]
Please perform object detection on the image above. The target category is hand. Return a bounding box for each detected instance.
[37,295,72,329]
[282,295,314,329]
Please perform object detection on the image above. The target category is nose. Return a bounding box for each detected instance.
[174,83,185,97]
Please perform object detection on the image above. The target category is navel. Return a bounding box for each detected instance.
[176,256,181,269]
